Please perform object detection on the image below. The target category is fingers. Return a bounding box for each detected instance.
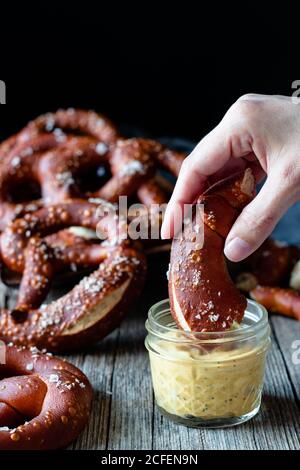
[224,168,298,262]
[161,98,263,239]
[161,125,234,239]
[162,93,300,257]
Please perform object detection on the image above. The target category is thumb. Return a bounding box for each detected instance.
[224,170,297,262]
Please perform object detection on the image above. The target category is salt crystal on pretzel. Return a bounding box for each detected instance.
[0,200,146,352]
[0,344,92,450]
[169,169,255,332]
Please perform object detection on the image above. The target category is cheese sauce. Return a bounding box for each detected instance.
[149,333,267,420]
[145,299,270,427]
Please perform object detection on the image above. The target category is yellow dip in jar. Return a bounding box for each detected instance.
[145,299,270,428]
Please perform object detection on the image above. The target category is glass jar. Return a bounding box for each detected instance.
[145,299,270,428]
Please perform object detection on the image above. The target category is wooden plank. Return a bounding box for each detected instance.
[271,315,300,403]
[45,283,118,450]
[68,330,119,450]
[152,328,300,450]
[106,310,154,450]
[1,271,299,450]
[0,282,7,309]
[152,408,206,450]
[0,282,118,450]
[104,269,169,450]
[245,326,300,451]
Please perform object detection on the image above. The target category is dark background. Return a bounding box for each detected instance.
[0,2,298,141]
[0,3,300,243]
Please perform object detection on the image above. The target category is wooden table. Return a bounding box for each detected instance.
[1,138,300,451]
[1,265,299,451]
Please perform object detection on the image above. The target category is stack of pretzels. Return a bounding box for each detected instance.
[2,110,299,449]
[0,109,185,229]
[0,109,186,449]
[0,109,186,353]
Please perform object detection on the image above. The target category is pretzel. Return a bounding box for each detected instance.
[0,200,146,351]
[0,228,101,287]
[105,139,185,248]
[0,344,92,450]
[38,137,155,204]
[19,108,119,145]
[250,286,300,321]
[0,134,19,160]
[235,239,300,292]
[0,132,67,230]
[38,137,185,205]
[0,109,117,228]
[0,110,117,230]
[0,109,118,160]
[0,111,185,232]
[169,169,256,332]
[289,259,300,290]
[0,109,118,167]
[127,140,185,206]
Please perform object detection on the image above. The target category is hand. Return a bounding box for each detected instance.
[161,94,300,261]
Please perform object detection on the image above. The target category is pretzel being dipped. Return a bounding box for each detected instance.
[0,200,146,351]
[0,344,92,450]
[250,286,300,321]
[169,169,256,332]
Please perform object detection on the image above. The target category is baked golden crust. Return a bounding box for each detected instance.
[169,169,256,332]
[251,285,300,320]
[0,200,147,351]
[0,344,92,450]
[0,110,186,231]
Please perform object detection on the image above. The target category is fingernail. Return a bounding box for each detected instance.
[161,210,172,239]
[160,230,168,240]
[224,237,252,262]
[160,222,169,240]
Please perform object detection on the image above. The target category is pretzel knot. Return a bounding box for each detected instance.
[169,169,256,332]
[0,344,92,450]
[0,109,186,231]
[0,108,119,230]
[0,200,147,352]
